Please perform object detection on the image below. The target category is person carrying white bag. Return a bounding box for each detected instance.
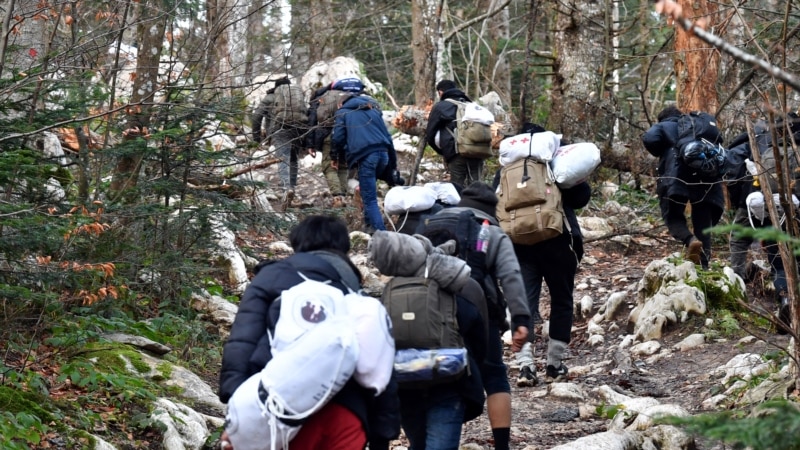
[218,215,401,450]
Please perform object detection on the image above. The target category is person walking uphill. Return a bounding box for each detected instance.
[331,92,397,233]
[642,105,725,269]
[417,181,530,450]
[218,215,400,450]
[426,80,484,188]
[251,76,309,206]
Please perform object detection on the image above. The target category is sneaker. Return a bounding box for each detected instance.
[544,364,569,383]
[778,297,791,335]
[516,365,538,387]
[686,238,703,265]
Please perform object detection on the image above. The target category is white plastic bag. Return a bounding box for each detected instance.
[271,277,349,353]
[384,185,438,215]
[345,293,395,394]
[550,142,602,188]
[424,182,461,205]
[499,131,561,166]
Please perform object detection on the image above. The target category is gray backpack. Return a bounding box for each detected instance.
[272,84,308,125]
[381,276,463,351]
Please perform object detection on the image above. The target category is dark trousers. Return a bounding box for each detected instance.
[660,196,723,267]
[515,233,578,344]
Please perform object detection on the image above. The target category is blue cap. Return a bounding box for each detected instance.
[332,77,364,93]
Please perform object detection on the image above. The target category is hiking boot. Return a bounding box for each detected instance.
[281,189,295,212]
[544,364,569,383]
[686,238,703,265]
[778,297,791,335]
[516,365,538,387]
[331,195,346,208]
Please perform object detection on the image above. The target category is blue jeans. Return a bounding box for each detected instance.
[400,389,465,450]
[358,151,388,231]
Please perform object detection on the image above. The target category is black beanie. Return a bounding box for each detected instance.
[458,181,498,218]
[520,122,546,134]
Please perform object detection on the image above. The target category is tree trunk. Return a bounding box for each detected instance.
[549,0,613,143]
[674,0,720,113]
[411,0,442,107]
[109,2,167,200]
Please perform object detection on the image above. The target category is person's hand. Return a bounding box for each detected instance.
[219,431,233,450]
[331,160,338,170]
[307,148,316,158]
[511,326,528,352]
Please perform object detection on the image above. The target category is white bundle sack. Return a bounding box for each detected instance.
[271,276,349,353]
[499,131,561,166]
[745,191,800,227]
[550,142,602,188]
[226,315,358,450]
[224,372,301,450]
[384,185,438,215]
[345,293,396,394]
[424,182,461,205]
[461,102,495,125]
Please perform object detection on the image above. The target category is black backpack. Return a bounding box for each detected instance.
[416,210,507,326]
[676,111,726,180]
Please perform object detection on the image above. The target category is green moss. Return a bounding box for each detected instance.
[0,386,56,421]
[156,362,173,380]
[686,270,746,313]
[83,343,152,374]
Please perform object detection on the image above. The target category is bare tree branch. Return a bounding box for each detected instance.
[444,0,513,43]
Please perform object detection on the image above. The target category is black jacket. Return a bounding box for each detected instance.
[642,116,725,209]
[426,88,471,162]
[218,251,401,446]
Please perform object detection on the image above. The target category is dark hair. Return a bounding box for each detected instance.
[520,122,546,134]
[290,215,351,254]
[436,80,457,92]
[657,105,682,122]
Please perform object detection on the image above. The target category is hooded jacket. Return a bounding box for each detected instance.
[368,231,487,422]
[426,88,472,162]
[642,116,725,209]
[331,94,395,169]
[218,251,401,447]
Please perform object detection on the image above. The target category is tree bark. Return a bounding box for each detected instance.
[674,0,720,113]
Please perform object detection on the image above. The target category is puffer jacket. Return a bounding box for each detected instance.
[218,251,401,447]
[426,88,471,162]
[331,95,394,169]
[642,116,724,209]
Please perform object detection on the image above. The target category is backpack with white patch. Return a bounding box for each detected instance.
[445,99,495,159]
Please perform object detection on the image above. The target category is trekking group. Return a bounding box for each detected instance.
[225,74,798,449]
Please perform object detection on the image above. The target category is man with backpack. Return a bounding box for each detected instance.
[642,106,725,269]
[251,76,309,206]
[218,215,401,450]
[306,78,365,206]
[368,230,488,449]
[416,181,530,450]
[426,80,487,188]
[725,115,800,333]
[491,122,592,385]
[331,89,398,233]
